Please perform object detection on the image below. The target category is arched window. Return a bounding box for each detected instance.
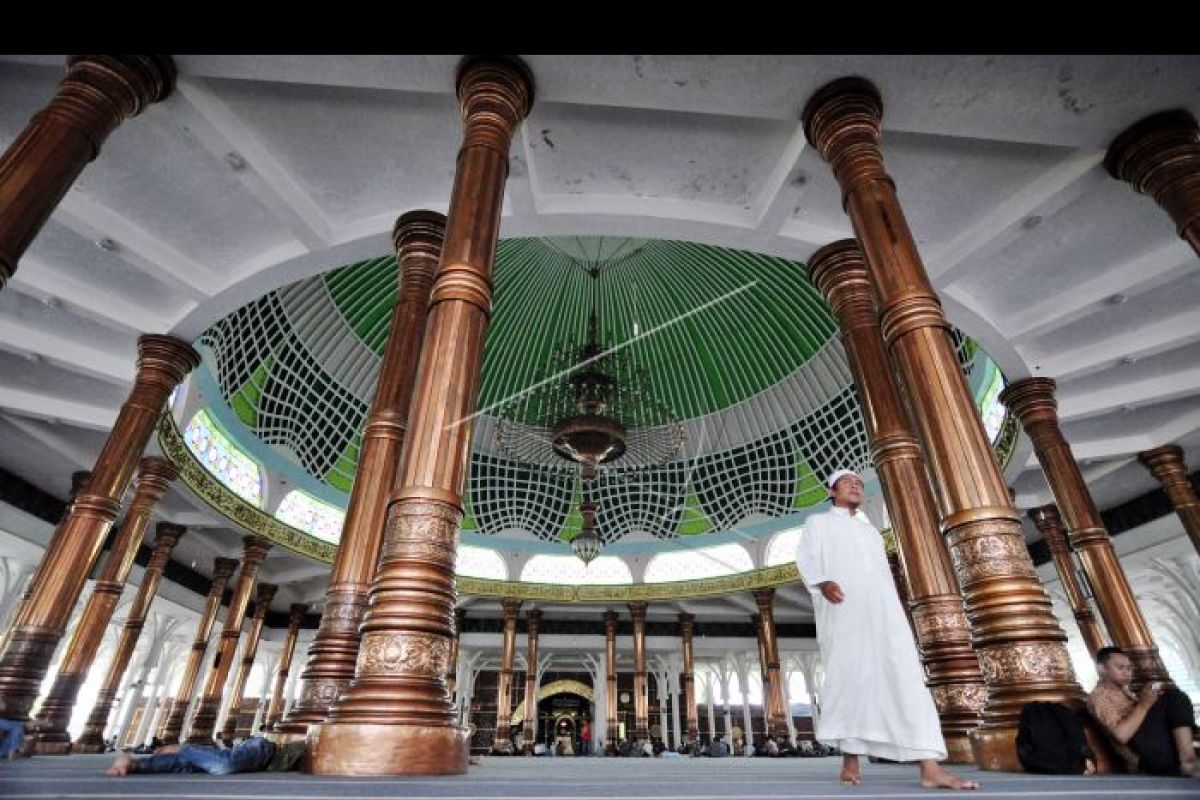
[184,410,263,507]
[644,543,754,583]
[276,490,345,543]
[764,527,804,567]
[519,555,634,585]
[456,546,509,580]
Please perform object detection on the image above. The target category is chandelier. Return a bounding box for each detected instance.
[496,250,684,563]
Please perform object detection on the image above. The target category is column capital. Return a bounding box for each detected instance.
[627,601,648,620]
[808,239,875,322]
[135,334,201,387]
[62,56,176,118]
[526,607,542,633]
[212,557,239,583]
[802,77,888,199]
[1105,110,1200,240]
[1029,504,1068,550]
[603,609,619,631]
[392,210,448,264]
[455,55,535,128]
[154,521,186,544]
[240,535,272,567]
[288,604,309,625]
[1138,443,1187,476]
[131,456,179,501]
[677,611,694,629]
[70,471,92,499]
[501,597,522,619]
[254,583,278,610]
[999,377,1059,423]
[751,587,776,611]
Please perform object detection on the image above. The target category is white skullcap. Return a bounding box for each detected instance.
[826,469,861,489]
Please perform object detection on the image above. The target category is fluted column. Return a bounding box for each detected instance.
[629,601,649,744]
[160,557,237,744]
[1105,109,1200,255]
[1003,378,1170,686]
[1029,505,1108,656]
[74,521,186,753]
[603,610,618,755]
[490,598,521,754]
[883,533,917,635]
[1138,444,1200,556]
[803,81,1080,770]
[275,212,443,739]
[0,336,198,721]
[307,56,533,777]
[751,589,790,741]
[678,612,698,747]
[185,536,271,743]
[521,608,541,754]
[29,457,178,754]
[809,240,987,763]
[265,604,307,730]
[0,471,90,655]
[0,55,175,290]
[219,582,277,743]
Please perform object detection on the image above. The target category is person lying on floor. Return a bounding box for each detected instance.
[107,734,305,776]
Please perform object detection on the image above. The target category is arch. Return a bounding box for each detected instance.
[510,678,595,725]
[275,489,345,544]
[764,527,804,567]
[183,409,265,507]
[644,543,754,583]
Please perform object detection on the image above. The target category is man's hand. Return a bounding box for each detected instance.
[1137,682,1162,707]
[818,581,845,604]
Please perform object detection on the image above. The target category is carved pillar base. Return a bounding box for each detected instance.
[307,721,469,775]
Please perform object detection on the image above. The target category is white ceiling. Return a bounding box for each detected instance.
[0,54,1197,618]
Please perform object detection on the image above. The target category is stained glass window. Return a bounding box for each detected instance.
[765,527,804,567]
[276,490,345,543]
[183,410,263,507]
[519,555,634,585]
[979,368,1006,445]
[456,546,508,580]
[644,543,754,583]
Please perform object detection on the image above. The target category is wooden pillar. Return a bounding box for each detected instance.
[678,612,698,747]
[29,457,178,754]
[751,589,790,741]
[160,557,238,744]
[74,521,186,753]
[185,535,272,743]
[1003,379,1171,685]
[603,610,619,755]
[274,211,444,739]
[265,604,307,731]
[1028,505,1108,656]
[0,471,91,655]
[521,608,541,754]
[809,240,987,763]
[629,601,649,744]
[490,598,521,754]
[0,55,175,290]
[1105,109,1200,256]
[306,56,533,776]
[803,80,1082,771]
[0,336,197,722]
[218,582,278,743]
[1138,444,1200,556]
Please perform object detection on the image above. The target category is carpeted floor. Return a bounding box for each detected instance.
[1,754,1197,799]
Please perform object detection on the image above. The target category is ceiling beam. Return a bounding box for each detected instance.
[1,413,99,468]
[0,316,133,385]
[1006,240,1195,344]
[9,258,177,336]
[925,149,1104,286]
[0,386,116,431]
[751,121,809,233]
[54,190,223,300]
[1038,311,1200,382]
[174,77,333,251]
[503,125,540,218]
[1059,366,1200,421]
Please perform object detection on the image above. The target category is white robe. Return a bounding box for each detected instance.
[795,504,946,762]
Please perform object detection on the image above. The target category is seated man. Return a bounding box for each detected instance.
[107,734,303,776]
[0,718,24,760]
[1086,646,1200,777]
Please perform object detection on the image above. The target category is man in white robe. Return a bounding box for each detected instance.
[795,469,978,790]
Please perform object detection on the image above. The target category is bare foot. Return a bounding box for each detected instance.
[919,761,979,790]
[1180,758,1200,778]
[840,753,862,786]
[106,752,133,776]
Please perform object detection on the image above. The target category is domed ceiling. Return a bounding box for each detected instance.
[183,236,1010,559]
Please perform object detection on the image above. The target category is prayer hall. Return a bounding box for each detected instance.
[0,55,1197,799]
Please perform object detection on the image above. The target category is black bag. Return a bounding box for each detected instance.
[1016,702,1094,774]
